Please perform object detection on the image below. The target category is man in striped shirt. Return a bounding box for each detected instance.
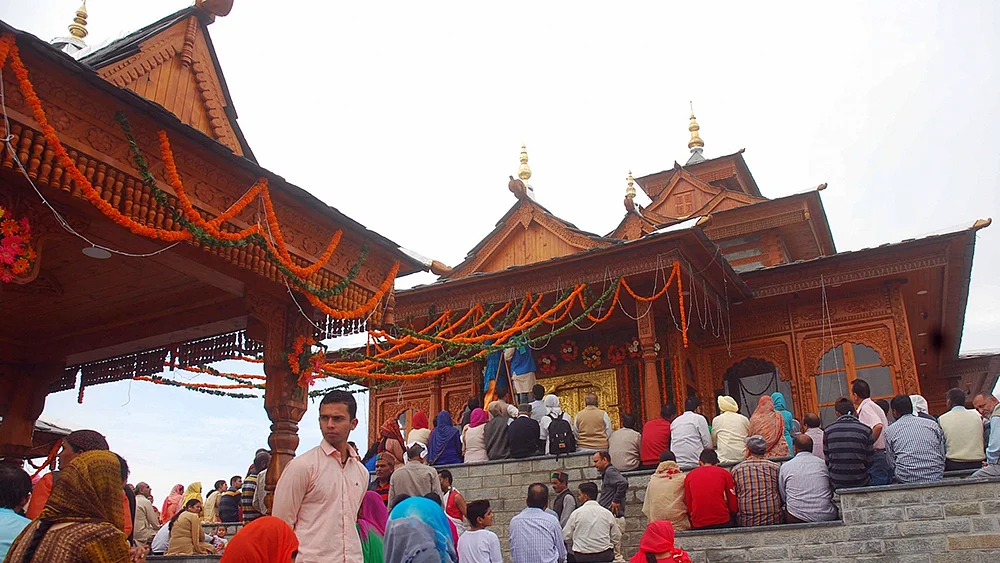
[884,394,946,484]
[823,398,874,489]
[732,435,782,526]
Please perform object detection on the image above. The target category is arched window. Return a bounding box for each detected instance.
[814,343,894,425]
[722,358,794,418]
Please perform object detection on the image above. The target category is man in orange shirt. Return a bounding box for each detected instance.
[26,429,133,539]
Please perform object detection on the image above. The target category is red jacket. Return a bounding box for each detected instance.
[683,465,737,528]
[640,418,671,466]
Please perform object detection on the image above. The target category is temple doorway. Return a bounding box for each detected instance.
[722,358,793,418]
[540,368,620,429]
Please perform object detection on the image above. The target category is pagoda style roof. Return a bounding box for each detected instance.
[635,150,762,200]
[80,5,254,161]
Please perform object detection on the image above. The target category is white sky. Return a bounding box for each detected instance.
[2,0,999,501]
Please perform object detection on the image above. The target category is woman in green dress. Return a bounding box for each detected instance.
[358,490,388,563]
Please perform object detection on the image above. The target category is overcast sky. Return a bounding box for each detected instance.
[3,1,998,501]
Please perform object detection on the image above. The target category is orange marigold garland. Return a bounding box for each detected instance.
[289,335,327,388]
[0,205,35,283]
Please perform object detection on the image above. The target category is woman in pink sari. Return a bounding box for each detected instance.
[160,484,184,524]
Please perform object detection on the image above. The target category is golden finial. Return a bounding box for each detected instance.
[517,143,532,182]
[68,1,88,40]
[688,102,704,150]
[625,170,636,199]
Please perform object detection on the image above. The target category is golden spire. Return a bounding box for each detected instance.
[625,170,636,199]
[687,102,704,150]
[68,1,88,40]
[517,143,532,181]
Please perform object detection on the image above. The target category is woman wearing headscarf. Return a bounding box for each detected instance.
[711,396,750,464]
[539,394,570,451]
[629,520,691,563]
[357,491,389,563]
[220,516,298,563]
[407,412,431,447]
[5,450,131,563]
[180,482,203,516]
[166,498,215,555]
[910,395,936,421]
[771,392,795,454]
[427,411,463,466]
[747,395,790,458]
[378,420,407,469]
[160,484,184,524]
[462,408,490,463]
[484,402,511,460]
[385,497,458,563]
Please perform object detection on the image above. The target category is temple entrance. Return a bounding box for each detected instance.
[722,358,793,419]
[539,369,620,429]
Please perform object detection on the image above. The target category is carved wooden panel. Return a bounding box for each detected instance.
[791,288,891,330]
[888,285,919,394]
[728,304,790,341]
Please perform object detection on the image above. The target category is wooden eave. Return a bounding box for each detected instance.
[0,20,426,279]
[443,198,614,280]
[397,226,751,318]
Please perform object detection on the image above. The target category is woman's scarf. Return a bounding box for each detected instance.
[718,395,739,413]
[359,490,389,538]
[181,482,203,512]
[748,396,788,457]
[629,520,691,563]
[161,484,184,524]
[386,497,458,563]
[412,411,429,430]
[220,516,299,563]
[469,408,489,428]
[380,419,406,448]
[910,395,930,415]
[771,392,795,452]
[427,411,461,465]
[39,450,127,531]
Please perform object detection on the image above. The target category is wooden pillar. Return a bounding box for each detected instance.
[0,362,63,464]
[246,292,315,514]
[887,283,920,395]
[637,304,661,421]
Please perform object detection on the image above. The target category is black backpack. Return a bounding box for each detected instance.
[547,413,576,455]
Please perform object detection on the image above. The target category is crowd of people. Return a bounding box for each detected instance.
[0,381,997,563]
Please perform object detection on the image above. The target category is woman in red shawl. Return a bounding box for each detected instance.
[160,484,184,524]
[220,515,298,562]
[630,520,691,563]
[747,395,790,458]
[378,419,406,469]
[406,411,431,447]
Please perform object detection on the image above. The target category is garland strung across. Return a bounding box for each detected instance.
[0,33,397,321]
[134,375,260,399]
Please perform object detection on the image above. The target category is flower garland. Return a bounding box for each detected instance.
[582,345,602,368]
[0,205,35,282]
[1,34,397,320]
[607,344,626,365]
[560,339,579,362]
[538,353,558,375]
[289,335,327,387]
[134,375,260,399]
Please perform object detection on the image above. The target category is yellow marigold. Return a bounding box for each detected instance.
[12,258,29,274]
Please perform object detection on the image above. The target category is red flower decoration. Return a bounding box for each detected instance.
[582,345,602,368]
[607,344,626,365]
[560,339,579,362]
[539,353,558,375]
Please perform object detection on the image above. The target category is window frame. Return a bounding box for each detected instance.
[813,342,895,420]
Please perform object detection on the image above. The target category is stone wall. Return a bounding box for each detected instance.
[442,453,1000,562]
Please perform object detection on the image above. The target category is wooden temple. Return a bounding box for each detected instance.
[0,0,426,506]
[370,111,996,441]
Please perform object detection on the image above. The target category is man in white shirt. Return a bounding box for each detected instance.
[852,379,890,485]
[563,482,620,563]
[530,385,548,423]
[670,396,712,470]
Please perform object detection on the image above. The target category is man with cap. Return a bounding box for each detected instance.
[731,435,782,526]
[712,396,750,464]
[26,429,110,519]
[388,443,444,509]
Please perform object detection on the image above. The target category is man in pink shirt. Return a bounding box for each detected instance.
[273,390,368,563]
[852,379,890,485]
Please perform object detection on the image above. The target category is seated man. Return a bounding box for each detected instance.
[683,449,737,530]
[884,394,946,483]
[671,396,712,470]
[778,434,837,523]
[563,482,620,563]
[642,451,690,531]
[641,403,675,468]
[823,397,874,489]
[508,404,542,459]
[938,388,986,471]
[608,413,642,471]
[574,393,613,451]
[801,413,825,461]
[732,435,782,527]
[972,392,1000,479]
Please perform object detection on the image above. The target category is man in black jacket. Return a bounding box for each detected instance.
[218,475,243,523]
[509,404,541,458]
